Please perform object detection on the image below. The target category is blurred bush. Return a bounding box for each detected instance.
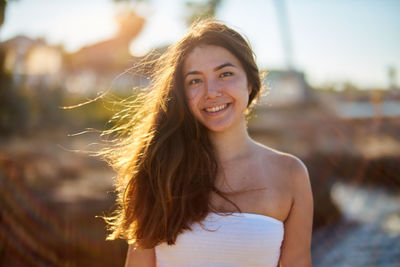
[0,48,29,135]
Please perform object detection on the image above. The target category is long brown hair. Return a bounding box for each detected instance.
[100,19,262,249]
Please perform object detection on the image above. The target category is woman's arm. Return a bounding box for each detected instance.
[279,157,314,267]
[124,244,156,267]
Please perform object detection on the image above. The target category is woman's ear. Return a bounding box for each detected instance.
[248,84,252,95]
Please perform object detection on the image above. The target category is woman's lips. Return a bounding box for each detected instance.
[204,103,230,114]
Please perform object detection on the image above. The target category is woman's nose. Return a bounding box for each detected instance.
[205,79,222,99]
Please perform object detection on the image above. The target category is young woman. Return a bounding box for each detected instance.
[102,19,313,267]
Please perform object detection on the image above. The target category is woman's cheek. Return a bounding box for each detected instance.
[186,86,202,100]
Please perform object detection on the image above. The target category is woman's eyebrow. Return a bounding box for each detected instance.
[184,63,236,79]
[184,70,201,79]
[214,62,235,71]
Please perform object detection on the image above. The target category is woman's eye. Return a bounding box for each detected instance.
[220,72,233,78]
[188,78,201,85]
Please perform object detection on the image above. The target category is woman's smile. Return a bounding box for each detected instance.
[204,103,230,114]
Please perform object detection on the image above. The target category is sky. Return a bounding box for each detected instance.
[1,0,399,89]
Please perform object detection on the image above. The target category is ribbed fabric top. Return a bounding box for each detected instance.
[155,212,284,267]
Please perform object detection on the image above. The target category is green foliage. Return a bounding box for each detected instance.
[0,0,19,28]
[0,81,29,136]
[0,49,29,136]
[0,0,7,27]
[185,0,222,26]
[112,0,148,3]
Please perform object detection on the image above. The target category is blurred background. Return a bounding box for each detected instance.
[0,0,399,266]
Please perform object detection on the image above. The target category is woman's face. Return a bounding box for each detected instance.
[182,45,251,133]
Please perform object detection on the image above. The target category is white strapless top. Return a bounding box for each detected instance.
[155,212,284,267]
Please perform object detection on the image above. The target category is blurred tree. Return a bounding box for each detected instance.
[0,0,18,28]
[0,0,6,27]
[0,48,29,136]
[111,0,223,27]
[112,0,149,4]
[0,1,29,136]
[185,0,222,26]
[387,65,397,90]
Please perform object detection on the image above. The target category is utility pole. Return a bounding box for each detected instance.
[388,65,397,90]
[273,0,294,71]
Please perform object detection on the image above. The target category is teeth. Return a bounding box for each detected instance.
[205,104,227,113]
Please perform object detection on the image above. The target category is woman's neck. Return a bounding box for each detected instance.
[208,117,254,163]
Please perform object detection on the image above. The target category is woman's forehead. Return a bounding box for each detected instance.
[182,45,242,73]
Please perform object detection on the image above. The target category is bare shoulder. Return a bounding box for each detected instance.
[250,142,312,224]
[253,142,311,196]
[254,141,307,171]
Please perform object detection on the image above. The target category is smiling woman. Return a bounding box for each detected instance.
[99,19,313,267]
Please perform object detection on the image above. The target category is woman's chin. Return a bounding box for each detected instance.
[202,118,237,133]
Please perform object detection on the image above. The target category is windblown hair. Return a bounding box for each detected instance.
[100,19,262,249]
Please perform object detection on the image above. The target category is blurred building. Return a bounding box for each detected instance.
[251,69,319,131]
[0,10,147,96]
[258,70,314,107]
[317,88,400,119]
[0,35,64,89]
[64,10,147,95]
